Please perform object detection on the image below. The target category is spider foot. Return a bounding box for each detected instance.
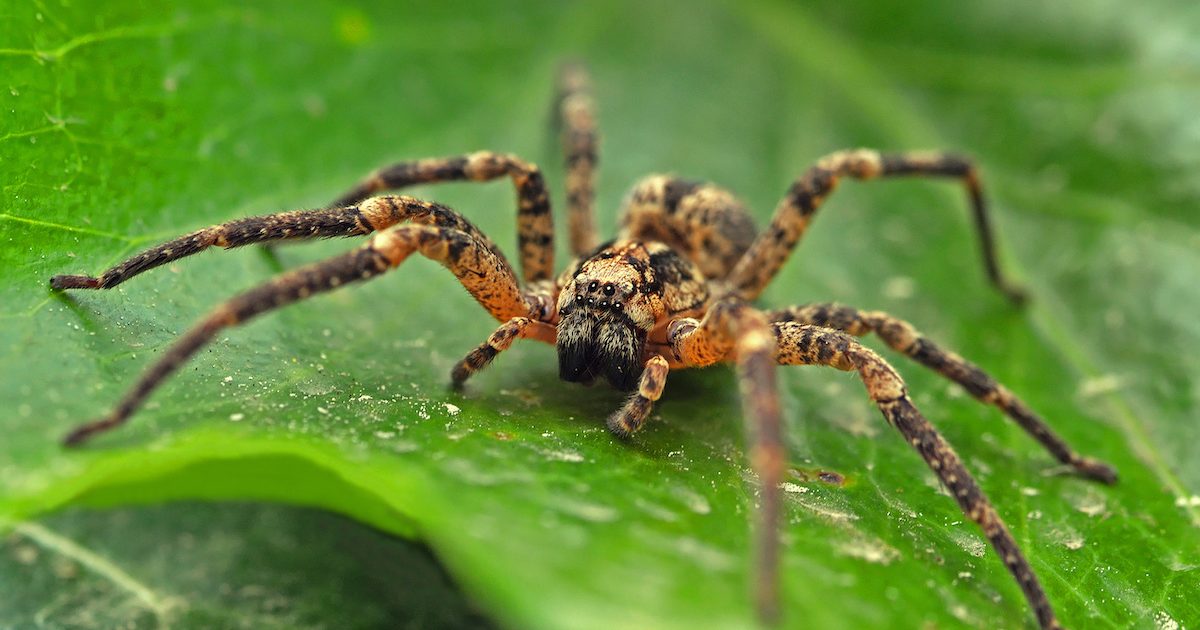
[449,362,476,389]
[606,402,646,439]
[61,416,117,447]
[1073,456,1118,485]
[754,592,781,627]
[606,356,669,438]
[50,274,102,290]
[999,282,1029,306]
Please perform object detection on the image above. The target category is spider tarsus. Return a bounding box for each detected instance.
[607,378,662,438]
[50,274,102,290]
[1075,457,1119,485]
[754,596,782,627]
[449,365,471,389]
[605,409,637,439]
[61,419,109,447]
[999,283,1029,306]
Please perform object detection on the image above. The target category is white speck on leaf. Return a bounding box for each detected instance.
[544,450,584,463]
[672,487,711,515]
[1073,488,1107,517]
[1155,611,1180,630]
[1174,495,1200,508]
[882,275,915,300]
[1077,374,1122,398]
[947,529,986,558]
[13,544,38,565]
[836,536,899,565]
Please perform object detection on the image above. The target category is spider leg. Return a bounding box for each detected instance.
[49,195,493,290]
[769,303,1117,483]
[619,176,758,280]
[769,322,1062,630]
[51,203,373,290]
[451,316,535,386]
[606,355,670,436]
[330,151,554,282]
[62,223,536,446]
[726,149,1026,303]
[555,62,599,255]
[667,300,784,623]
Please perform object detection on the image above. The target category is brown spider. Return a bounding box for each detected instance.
[52,64,1116,629]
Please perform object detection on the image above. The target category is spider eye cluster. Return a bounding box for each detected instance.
[574,280,626,312]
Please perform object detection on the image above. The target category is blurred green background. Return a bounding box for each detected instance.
[2,1,1198,628]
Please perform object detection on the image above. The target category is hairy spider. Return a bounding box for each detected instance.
[53,64,1116,629]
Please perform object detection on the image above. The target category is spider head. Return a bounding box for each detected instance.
[555,246,661,391]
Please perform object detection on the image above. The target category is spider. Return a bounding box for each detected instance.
[52,64,1117,629]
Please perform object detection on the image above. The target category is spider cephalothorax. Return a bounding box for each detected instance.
[555,240,710,390]
[51,64,1117,629]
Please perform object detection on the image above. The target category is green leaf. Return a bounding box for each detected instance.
[3,1,1199,628]
[1,502,493,628]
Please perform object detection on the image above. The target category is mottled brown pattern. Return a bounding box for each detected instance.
[620,176,757,280]
[331,151,555,283]
[377,226,532,322]
[726,149,1025,303]
[607,355,669,436]
[53,64,1112,630]
[770,303,1117,484]
[452,317,534,386]
[556,63,599,255]
[47,195,514,292]
[49,205,375,290]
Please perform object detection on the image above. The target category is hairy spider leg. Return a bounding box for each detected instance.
[50,204,377,291]
[768,303,1117,483]
[667,300,785,623]
[619,175,758,281]
[606,354,670,436]
[329,151,555,282]
[555,62,600,256]
[49,193,509,290]
[770,322,1062,630]
[62,222,537,446]
[727,149,1027,303]
[451,316,537,385]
